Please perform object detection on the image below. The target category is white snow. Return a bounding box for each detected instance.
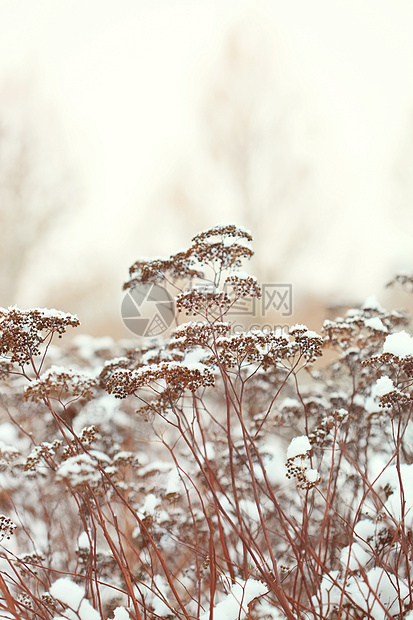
[365,375,395,413]
[353,518,377,549]
[290,323,307,331]
[383,330,413,357]
[71,334,114,358]
[132,359,211,378]
[0,439,19,461]
[345,567,409,619]
[200,578,267,620]
[312,570,341,614]
[302,329,320,338]
[290,324,321,338]
[0,423,20,446]
[36,308,79,321]
[56,454,100,486]
[340,542,371,570]
[165,467,183,495]
[254,439,287,486]
[364,317,387,332]
[134,575,171,617]
[151,575,171,616]
[2,306,79,323]
[313,567,410,619]
[238,499,260,522]
[203,441,215,460]
[374,376,394,397]
[138,493,160,517]
[286,435,311,459]
[280,397,300,410]
[376,463,413,529]
[304,469,320,484]
[183,347,209,366]
[362,296,384,311]
[111,608,131,620]
[50,578,100,620]
[50,578,84,608]
[78,532,90,549]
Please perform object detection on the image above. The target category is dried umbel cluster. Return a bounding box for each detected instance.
[176,287,232,317]
[24,440,62,473]
[124,224,253,290]
[285,436,320,490]
[0,515,16,541]
[0,306,80,366]
[105,360,215,399]
[308,408,348,447]
[322,299,407,356]
[24,367,96,404]
[171,320,231,348]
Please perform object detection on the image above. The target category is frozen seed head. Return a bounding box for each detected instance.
[0,515,16,540]
[24,367,96,403]
[0,306,79,366]
[106,361,215,399]
[124,225,254,290]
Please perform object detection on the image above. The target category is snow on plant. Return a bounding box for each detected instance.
[199,577,268,620]
[0,226,412,618]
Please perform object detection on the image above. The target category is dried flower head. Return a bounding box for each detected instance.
[106,361,215,399]
[189,224,253,272]
[123,225,254,292]
[55,453,103,490]
[0,515,16,540]
[171,321,231,348]
[176,288,232,317]
[285,437,320,490]
[0,307,80,366]
[125,250,203,289]
[24,367,96,403]
[24,440,62,473]
[309,409,348,447]
[224,272,261,300]
[322,303,408,355]
[288,325,324,363]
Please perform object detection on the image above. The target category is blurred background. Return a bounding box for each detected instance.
[1,0,413,337]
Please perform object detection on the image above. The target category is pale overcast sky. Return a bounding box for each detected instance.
[1,0,413,331]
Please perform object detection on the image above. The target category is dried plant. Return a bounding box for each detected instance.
[0,226,412,619]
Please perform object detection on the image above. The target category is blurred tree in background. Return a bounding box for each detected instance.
[152,15,315,281]
[0,77,78,305]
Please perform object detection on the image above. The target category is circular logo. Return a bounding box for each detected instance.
[121,284,175,337]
